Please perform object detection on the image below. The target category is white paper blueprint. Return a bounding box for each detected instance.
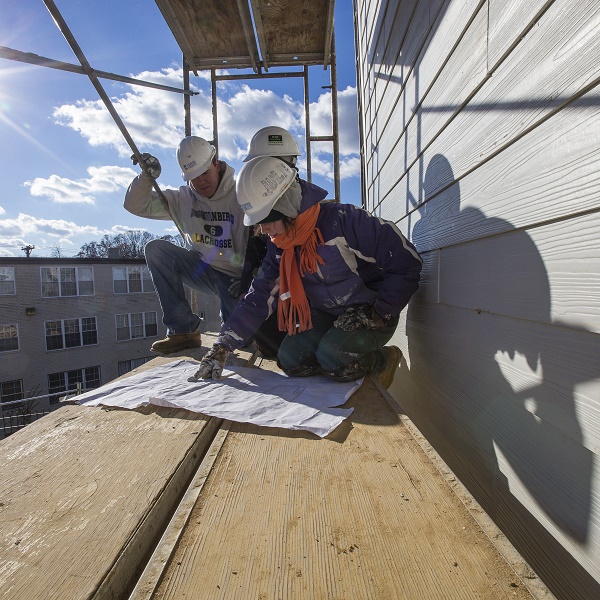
[77,359,361,437]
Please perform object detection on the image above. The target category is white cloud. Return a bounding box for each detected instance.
[340,156,362,179]
[24,165,136,204]
[51,68,360,175]
[308,155,334,180]
[337,86,361,156]
[0,213,106,239]
[309,86,360,157]
[53,67,191,156]
[32,68,361,214]
[0,205,5,215]
[215,85,305,161]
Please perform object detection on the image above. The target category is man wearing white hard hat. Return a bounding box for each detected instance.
[124,136,250,354]
[227,126,305,357]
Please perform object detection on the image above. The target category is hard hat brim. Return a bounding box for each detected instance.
[180,146,217,181]
[243,204,271,226]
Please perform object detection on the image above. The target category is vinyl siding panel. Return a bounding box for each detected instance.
[354,0,600,597]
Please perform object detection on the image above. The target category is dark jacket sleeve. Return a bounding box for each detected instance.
[216,241,281,351]
[239,228,268,294]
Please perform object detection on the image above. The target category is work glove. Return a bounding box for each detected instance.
[188,344,231,381]
[228,279,244,299]
[131,153,161,179]
[333,304,388,331]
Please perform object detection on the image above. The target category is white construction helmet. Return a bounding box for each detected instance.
[243,126,301,162]
[177,136,217,181]
[236,156,296,225]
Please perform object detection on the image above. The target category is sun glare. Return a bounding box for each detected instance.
[0,65,65,160]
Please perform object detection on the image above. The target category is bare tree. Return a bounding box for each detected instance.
[75,230,188,259]
[76,230,163,259]
[50,244,63,258]
[115,230,157,258]
[75,240,105,258]
[21,244,35,257]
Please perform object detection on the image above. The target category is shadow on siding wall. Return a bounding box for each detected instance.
[404,154,595,546]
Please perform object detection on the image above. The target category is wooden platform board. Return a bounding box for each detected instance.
[132,337,541,600]
[0,335,547,599]
[0,403,217,600]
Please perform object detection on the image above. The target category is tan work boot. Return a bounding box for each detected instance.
[151,330,201,354]
[375,345,403,389]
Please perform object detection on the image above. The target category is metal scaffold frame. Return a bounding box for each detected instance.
[183,50,341,201]
[0,0,341,202]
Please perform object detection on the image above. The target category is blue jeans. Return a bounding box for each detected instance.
[144,239,241,335]
[277,308,399,377]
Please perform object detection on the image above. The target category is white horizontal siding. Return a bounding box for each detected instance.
[488,0,555,67]
[393,88,600,243]
[355,0,600,596]
[374,0,600,215]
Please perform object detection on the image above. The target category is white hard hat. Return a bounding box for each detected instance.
[243,126,301,162]
[236,156,296,226]
[177,136,217,181]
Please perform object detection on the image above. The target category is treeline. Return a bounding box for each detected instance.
[74,230,185,259]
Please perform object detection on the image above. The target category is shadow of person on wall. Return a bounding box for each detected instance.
[402,154,595,544]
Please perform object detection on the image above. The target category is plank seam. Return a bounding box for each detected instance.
[414,202,600,253]
[368,2,593,217]
[381,73,600,223]
[363,0,487,180]
[127,421,232,600]
[90,416,224,600]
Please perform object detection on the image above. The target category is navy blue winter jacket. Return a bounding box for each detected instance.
[217,180,423,350]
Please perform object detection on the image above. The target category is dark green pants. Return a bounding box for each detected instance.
[277,308,399,378]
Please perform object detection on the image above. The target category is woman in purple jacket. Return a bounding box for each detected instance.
[192,157,422,388]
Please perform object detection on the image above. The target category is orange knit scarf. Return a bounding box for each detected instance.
[273,204,324,335]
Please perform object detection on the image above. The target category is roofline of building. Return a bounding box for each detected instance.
[0,257,147,265]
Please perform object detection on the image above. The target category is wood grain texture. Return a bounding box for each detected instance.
[151,379,534,599]
[359,0,419,128]
[488,0,554,68]
[366,2,488,213]
[0,404,214,600]
[434,212,600,332]
[155,0,333,69]
[256,0,331,58]
[386,89,600,239]
[157,0,256,62]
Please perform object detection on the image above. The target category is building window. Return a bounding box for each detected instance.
[0,267,15,295]
[41,266,94,297]
[0,380,28,423]
[48,366,101,404]
[117,357,153,376]
[112,266,153,294]
[45,317,98,351]
[1,379,24,404]
[0,324,19,352]
[116,312,158,341]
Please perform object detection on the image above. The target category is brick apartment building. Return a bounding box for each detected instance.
[0,257,220,435]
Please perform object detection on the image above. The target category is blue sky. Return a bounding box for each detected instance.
[0,1,360,257]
